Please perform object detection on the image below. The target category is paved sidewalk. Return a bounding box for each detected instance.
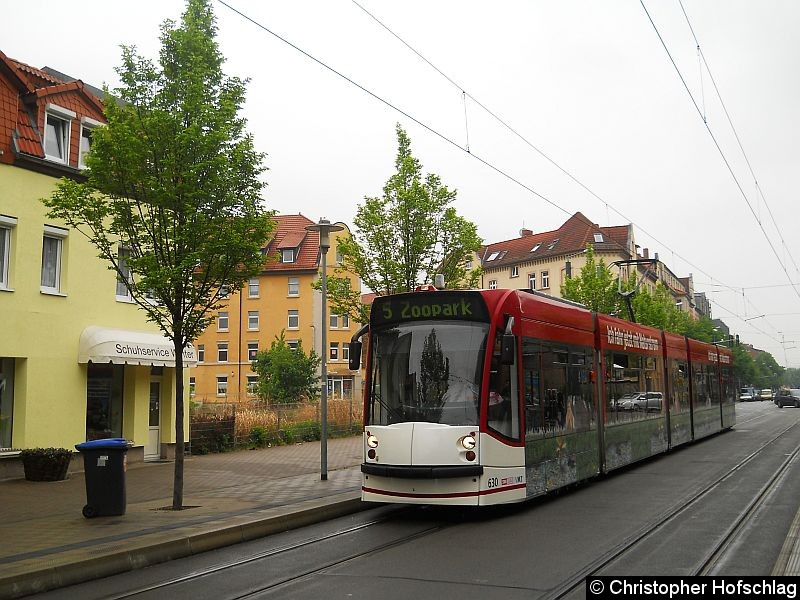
[0,437,365,599]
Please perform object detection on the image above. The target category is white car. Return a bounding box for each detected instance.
[759,389,773,401]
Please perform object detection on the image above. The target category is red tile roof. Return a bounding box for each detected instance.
[263,214,320,272]
[0,49,106,170]
[480,212,632,270]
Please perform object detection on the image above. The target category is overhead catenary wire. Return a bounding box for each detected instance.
[678,0,800,284]
[214,0,569,217]
[215,0,792,358]
[348,0,755,304]
[641,0,800,305]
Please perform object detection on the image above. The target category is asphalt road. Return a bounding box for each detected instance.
[32,401,800,600]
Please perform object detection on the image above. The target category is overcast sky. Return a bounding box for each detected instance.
[5,0,799,367]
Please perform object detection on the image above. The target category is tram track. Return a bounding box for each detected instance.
[101,506,448,600]
[542,420,800,600]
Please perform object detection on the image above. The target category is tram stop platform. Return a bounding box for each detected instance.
[1,433,800,599]
[0,436,365,599]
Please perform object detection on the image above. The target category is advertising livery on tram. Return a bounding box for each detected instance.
[349,288,734,506]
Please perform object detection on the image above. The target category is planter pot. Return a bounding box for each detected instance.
[22,455,70,481]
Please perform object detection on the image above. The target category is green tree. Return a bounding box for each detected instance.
[325,124,482,321]
[731,344,758,387]
[252,332,321,404]
[43,0,273,509]
[783,368,800,388]
[754,352,784,390]
[561,244,622,315]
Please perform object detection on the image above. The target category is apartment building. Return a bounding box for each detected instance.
[192,214,362,404]
[478,212,637,295]
[478,212,702,319]
[0,50,195,461]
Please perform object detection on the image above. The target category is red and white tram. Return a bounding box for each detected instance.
[349,288,735,506]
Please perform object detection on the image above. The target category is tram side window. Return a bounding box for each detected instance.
[605,351,665,423]
[708,364,721,406]
[693,363,710,407]
[487,331,520,441]
[720,366,735,404]
[522,338,594,438]
[669,360,690,414]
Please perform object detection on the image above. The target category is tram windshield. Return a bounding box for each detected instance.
[368,321,489,426]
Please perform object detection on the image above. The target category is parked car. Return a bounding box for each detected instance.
[775,389,800,408]
[739,387,756,402]
[619,392,663,412]
[759,389,774,401]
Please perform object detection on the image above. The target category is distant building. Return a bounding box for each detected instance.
[477,212,636,296]
[694,292,712,319]
[192,214,363,404]
[0,50,194,460]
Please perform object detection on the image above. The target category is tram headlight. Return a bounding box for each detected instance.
[367,434,379,449]
[459,435,476,451]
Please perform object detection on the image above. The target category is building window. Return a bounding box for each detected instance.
[547,239,559,251]
[198,344,205,363]
[530,243,541,253]
[115,247,132,300]
[217,342,228,363]
[528,273,536,290]
[44,104,75,164]
[248,341,259,361]
[78,117,102,169]
[465,259,473,270]
[282,248,296,263]
[218,311,229,331]
[0,216,17,290]
[41,226,68,294]
[330,342,339,361]
[248,310,259,331]
[288,276,299,296]
[487,251,500,261]
[330,314,338,329]
[288,309,299,329]
[593,233,604,243]
[510,265,519,278]
[218,285,230,299]
[342,344,350,363]
[216,375,228,396]
[247,375,258,396]
[0,358,15,449]
[288,340,299,351]
[248,278,259,298]
[541,270,550,289]
[86,363,124,441]
[342,314,350,329]
[335,248,343,264]
[189,377,196,398]
[489,279,497,290]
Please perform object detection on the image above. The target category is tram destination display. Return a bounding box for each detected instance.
[372,292,490,326]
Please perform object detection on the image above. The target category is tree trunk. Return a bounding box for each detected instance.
[173,337,185,510]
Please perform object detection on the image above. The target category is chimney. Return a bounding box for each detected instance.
[643,248,649,259]
[520,228,533,237]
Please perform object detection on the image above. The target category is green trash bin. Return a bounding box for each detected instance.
[75,438,130,518]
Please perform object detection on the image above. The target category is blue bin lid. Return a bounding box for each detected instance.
[75,438,130,450]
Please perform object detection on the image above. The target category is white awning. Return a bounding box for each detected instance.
[79,326,197,367]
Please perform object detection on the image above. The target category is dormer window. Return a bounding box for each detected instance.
[530,243,541,253]
[44,104,76,164]
[593,233,604,243]
[282,248,296,263]
[487,251,500,261]
[79,117,103,169]
[547,238,560,251]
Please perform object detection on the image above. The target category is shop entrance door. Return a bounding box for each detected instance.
[145,380,161,460]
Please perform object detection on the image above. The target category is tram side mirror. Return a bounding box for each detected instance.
[500,334,516,365]
[348,341,362,371]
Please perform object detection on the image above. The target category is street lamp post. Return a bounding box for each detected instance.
[306,218,343,481]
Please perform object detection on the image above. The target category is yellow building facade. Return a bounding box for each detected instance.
[192,214,362,405]
[0,52,193,465]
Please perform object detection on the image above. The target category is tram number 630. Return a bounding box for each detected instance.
[487,477,500,488]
